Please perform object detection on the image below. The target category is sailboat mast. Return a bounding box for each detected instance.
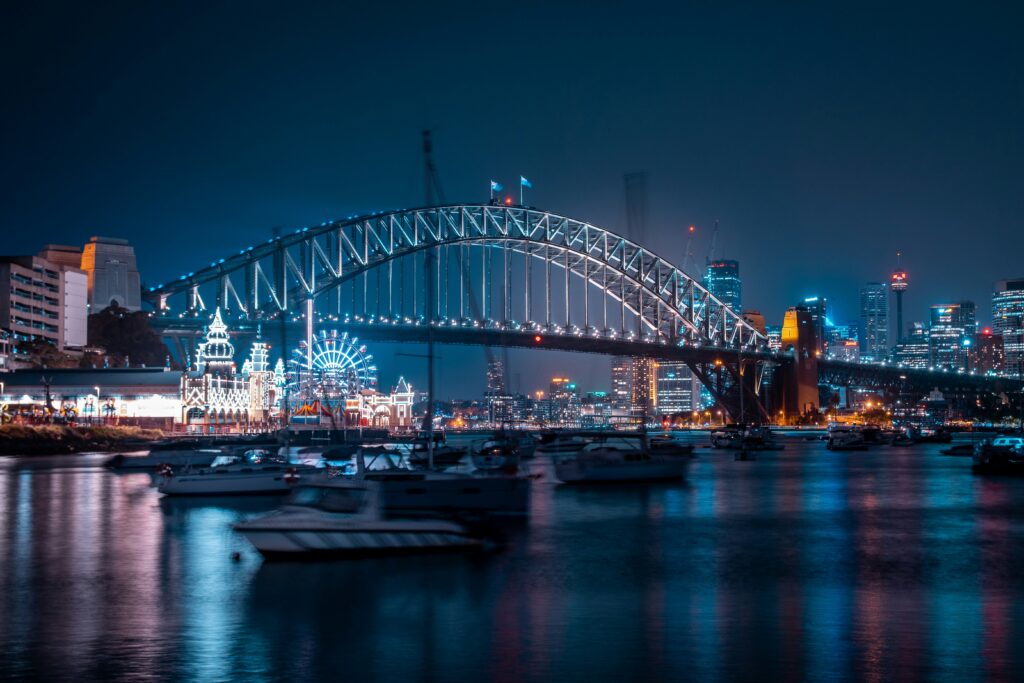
[423,130,437,468]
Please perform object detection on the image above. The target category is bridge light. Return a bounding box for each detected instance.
[504,196,513,205]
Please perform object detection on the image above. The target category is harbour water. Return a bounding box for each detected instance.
[2,439,1024,682]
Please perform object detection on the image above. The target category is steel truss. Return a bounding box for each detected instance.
[147,205,767,352]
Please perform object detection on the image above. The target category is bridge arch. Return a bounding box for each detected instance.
[147,205,765,350]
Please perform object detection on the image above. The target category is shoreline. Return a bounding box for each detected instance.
[0,424,164,456]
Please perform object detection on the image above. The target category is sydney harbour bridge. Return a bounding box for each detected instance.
[145,204,1022,423]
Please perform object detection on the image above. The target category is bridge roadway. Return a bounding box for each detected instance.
[154,316,1022,396]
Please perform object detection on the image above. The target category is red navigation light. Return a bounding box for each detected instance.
[534,335,543,343]
[504,196,513,205]
[982,327,992,335]
[688,225,695,233]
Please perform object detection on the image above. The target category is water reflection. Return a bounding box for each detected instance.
[2,444,1024,681]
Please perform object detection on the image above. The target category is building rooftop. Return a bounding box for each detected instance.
[2,367,182,390]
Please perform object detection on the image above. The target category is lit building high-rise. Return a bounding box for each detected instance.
[993,278,1024,378]
[928,303,972,370]
[860,283,889,361]
[548,377,581,425]
[655,361,695,415]
[0,250,88,359]
[484,358,512,425]
[485,358,505,396]
[969,328,1004,375]
[610,356,633,412]
[894,322,930,368]
[704,259,741,312]
[765,325,783,352]
[800,297,828,355]
[631,357,656,417]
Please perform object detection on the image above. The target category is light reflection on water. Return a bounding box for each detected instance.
[1,445,1023,682]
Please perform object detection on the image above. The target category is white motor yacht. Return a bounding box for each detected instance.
[233,479,483,558]
[158,449,320,496]
[471,433,520,471]
[347,447,530,515]
[535,433,588,457]
[554,435,689,483]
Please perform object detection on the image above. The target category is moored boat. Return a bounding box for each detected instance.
[554,435,688,483]
[826,426,868,451]
[157,449,320,496]
[233,479,483,558]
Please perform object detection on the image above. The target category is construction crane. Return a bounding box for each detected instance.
[706,218,719,266]
[681,223,697,274]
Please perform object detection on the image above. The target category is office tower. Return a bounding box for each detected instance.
[894,322,930,368]
[485,358,505,396]
[548,377,581,425]
[765,325,783,352]
[704,260,741,311]
[969,328,1004,374]
[631,357,656,416]
[80,236,142,312]
[610,356,633,412]
[928,303,971,370]
[992,278,1024,378]
[800,296,828,355]
[860,283,889,361]
[655,361,695,415]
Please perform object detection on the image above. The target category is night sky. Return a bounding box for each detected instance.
[3,2,1021,397]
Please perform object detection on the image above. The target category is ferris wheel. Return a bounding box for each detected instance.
[290,330,377,399]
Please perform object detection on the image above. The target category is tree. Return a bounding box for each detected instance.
[22,339,79,369]
[85,304,170,368]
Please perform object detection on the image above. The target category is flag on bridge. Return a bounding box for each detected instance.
[490,179,503,202]
[520,176,532,188]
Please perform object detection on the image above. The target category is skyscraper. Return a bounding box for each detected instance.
[993,278,1024,378]
[928,303,971,370]
[969,328,1005,374]
[610,356,633,412]
[894,322,930,368]
[631,357,656,417]
[859,283,889,361]
[485,358,505,396]
[704,260,741,311]
[655,361,695,415]
[800,297,828,355]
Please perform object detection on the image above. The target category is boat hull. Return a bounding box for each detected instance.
[158,472,312,496]
[107,450,222,470]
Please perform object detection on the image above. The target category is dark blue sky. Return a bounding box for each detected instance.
[2,2,1021,396]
